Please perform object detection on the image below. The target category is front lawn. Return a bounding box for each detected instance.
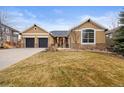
[0,51,124,87]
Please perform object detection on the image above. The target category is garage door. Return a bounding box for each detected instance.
[26,38,34,48]
[39,38,48,48]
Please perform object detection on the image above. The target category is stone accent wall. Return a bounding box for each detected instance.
[70,43,106,50]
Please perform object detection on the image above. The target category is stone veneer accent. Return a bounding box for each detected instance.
[70,43,106,50]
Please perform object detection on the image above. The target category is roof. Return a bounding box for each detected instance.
[70,19,108,31]
[0,23,19,33]
[105,26,122,34]
[50,31,70,37]
[22,24,48,33]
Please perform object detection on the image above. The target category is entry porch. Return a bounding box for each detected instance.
[53,37,69,48]
[50,31,70,48]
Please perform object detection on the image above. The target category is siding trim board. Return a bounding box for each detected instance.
[22,33,49,35]
[37,36,49,38]
[23,36,35,38]
[23,36,48,38]
[73,29,105,32]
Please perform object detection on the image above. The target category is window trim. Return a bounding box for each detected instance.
[81,28,96,45]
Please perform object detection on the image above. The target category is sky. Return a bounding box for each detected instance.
[0,6,123,32]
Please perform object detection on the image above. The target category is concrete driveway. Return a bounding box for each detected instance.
[0,48,45,70]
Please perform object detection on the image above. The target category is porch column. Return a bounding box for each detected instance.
[35,36,37,48]
[57,37,59,47]
[23,38,26,48]
[21,37,24,48]
[68,37,70,48]
[63,37,65,48]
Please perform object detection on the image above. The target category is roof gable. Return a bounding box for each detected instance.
[22,24,48,33]
[50,31,69,37]
[0,23,19,33]
[70,19,107,31]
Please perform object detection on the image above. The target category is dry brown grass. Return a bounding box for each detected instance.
[0,51,124,87]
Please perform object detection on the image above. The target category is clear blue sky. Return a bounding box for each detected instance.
[0,6,123,31]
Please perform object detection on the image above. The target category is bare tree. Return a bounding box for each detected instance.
[109,12,119,29]
[71,31,80,50]
[106,12,119,51]
[0,9,8,48]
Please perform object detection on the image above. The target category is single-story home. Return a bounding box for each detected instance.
[21,19,107,49]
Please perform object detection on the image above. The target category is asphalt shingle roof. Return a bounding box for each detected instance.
[0,23,19,33]
[50,31,70,37]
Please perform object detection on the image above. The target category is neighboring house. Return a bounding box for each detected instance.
[21,19,107,50]
[21,24,53,48]
[105,26,121,38]
[0,23,20,48]
[105,26,122,48]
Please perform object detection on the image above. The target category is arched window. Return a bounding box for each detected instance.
[81,29,95,44]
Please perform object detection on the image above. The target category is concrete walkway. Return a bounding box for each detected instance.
[0,48,45,70]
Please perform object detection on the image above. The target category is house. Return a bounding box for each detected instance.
[21,19,107,50]
[50,19,107,50]
[0,23,20,48]
[105,26,123,48]
[105,26,121,38]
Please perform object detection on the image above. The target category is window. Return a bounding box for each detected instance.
[6,36,10,41]
[1,26,4,31]
[13,36,18,43]
[13,32,19,35]
[82,29,95,44]
[6,28,10,33]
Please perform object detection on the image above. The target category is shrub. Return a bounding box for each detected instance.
[47,44,58,52]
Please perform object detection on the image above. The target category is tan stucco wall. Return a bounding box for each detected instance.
[96,31,106,43]
[69,31,81,44]
[23,26,48,33]
[48,34,54,47]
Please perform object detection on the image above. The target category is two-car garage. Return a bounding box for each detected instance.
[25,38,48,48]
[22,24,52,48]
